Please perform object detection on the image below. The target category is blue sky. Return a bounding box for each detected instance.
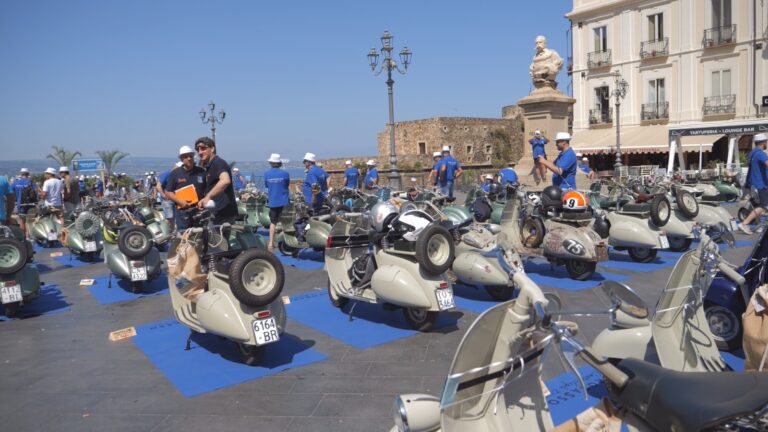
[0,0,572,162]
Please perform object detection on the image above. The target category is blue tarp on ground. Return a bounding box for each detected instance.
[52,254,103,268]
[86,274,169,305]
[0,284,69,321]
[276,249,325,270]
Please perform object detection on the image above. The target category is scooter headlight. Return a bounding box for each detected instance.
[394,395,409,431]
[392,394,441,432]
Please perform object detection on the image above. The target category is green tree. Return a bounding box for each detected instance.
[489,129,514,169]
[46,145,82,168]
[96,150,130,178]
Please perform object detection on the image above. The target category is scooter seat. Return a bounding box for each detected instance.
[611,358,768,432]
[619,203,650,214]
[634,192,655,204]
[556,212,593,221]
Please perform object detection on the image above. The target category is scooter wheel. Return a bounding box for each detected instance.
[0,237,28,275]
[738,207,750,222]
[628,247,657,263]
[277,240,296,257]
[485,285,514,301]
[415,225,455,276]
[520,217,545,248]
[650,195,671,227]
[327,277,349,308]
[238,343,265,366]
[403,308,438,332]
[229,248,285,308]
[118,225,153,259]
[2,302,20,318]
[676,190,699,218]
[705,302,742,352]
[667,237,692,252]
[565,260,596,281]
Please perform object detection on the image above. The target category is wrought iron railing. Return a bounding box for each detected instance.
[589,107,613,125]
[703,94,736,116]
[703,24,736,47]
[640,38,669,58]
[587,50,611,68]
[641,101,669,120]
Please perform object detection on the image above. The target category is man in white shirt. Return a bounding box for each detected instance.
[40,167,64,222]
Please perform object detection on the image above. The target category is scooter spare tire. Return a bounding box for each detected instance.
[738,207,751,222]
[676,190,699,218]
[520,217,545,248]
[74,210,101,237]
[415,224,455,276]
[117,225,153,259]
[229,248,285,308]
[0,237,27,275]
[649,195,671,227]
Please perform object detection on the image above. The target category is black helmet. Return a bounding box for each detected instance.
[487,183,500,196]
[541,185,563,210]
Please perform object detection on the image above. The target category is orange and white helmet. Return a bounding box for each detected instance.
[562,190,588,211]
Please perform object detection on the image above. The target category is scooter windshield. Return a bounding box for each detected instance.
[441,300,551,421]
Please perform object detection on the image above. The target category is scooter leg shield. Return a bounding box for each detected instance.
[694,205,727,227]
[371,264,433,309]
[306,219,331,249]
[663,212,695,238]
[591,326,652,361]
[144,248,162,278]
[452,252,509,286]
[196,290,251,342]
[607,214,660,248]
[67,228,84,251]
[106,251,132,279]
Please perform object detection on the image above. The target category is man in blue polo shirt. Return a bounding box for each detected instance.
[232,168,245,191]
[496,162,519,188]
[739,134,768,234]
[364,160,379,190]
[343,160,360,189]
[427,152,443,189]
[0,175,13,226]
[530,130,549,185]
[439,145,463,199]
[538,132,577,190]
[302,152,328,212]
[264,153,290,251]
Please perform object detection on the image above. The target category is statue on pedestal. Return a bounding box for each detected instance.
[529,35,564,89]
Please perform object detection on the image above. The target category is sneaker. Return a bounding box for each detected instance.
[738,223,754,235]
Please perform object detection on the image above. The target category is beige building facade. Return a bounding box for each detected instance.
[567,0,768,170]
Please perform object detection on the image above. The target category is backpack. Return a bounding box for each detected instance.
[19,182,37,206]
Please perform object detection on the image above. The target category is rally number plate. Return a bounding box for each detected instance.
[84,241,98,252]
[730,220,739,231]
[436,288,456,311]
[252,317,280,346]
[130,261,148,281]
[659,235,670,249]
[1,283,22,304]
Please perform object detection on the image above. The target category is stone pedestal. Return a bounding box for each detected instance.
[516,87,576,158]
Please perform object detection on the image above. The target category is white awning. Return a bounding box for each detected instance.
[571,126,722,155]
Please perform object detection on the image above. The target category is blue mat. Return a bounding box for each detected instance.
[87,274,169,305]
[524,260,628,292]
[132,319,327,397]
[286,290,460,349]
[52,254,103,268]
[545,365,609,425]
[0,284,69,321]
[277,249,325,270]
[36,262,55,273]
[32,241,61,251]
[452,283,505,313]
[722,350,745,371]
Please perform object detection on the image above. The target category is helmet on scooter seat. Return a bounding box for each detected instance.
[487,183,500,198]
[540,186,563,210]
[370,201,399,232]
[562,190,588,212]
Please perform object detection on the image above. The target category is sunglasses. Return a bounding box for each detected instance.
[196,145,210,152]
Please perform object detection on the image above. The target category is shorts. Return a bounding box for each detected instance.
[269,207,283,224]
[161,200,175,219]
[757,188,768,210]
[533,154,546,163]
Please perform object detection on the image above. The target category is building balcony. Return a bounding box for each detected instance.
[703,94,736,117]
[703,24,736,48]
[641,101,669,123]
[640,38,669,59]
[587,50,611,69]
[589,108,613,126]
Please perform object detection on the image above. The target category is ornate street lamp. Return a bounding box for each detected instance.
[368,30,412,191]
[603,71,628,174]
[199,100,226,143]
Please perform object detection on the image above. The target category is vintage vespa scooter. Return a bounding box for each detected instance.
[389,243,768,432]
[0,224,40,318]
[28,204,63,247]
[65,207,104,262]
[276,191,335,257]
[325,202,455,331]
[101,206,163,293]
[167,211,286,364]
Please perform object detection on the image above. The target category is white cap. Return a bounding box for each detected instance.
[78,175,84,180]
[150,171,155,175]
[534,130,541,135]
[233,167,239,172]
[485,174,494,180]
[432,151,441,157]
[144,172,149,176]
[555,132,572,141]
[45,167,56,175]
[576,153,582,157]
[19,168,29,174]
[303,152,316,163]
[267,153,282,163]
[755,133,768,143]
[367,159,377,166]
[582,157,589,161]
[179,145,194,155]
[345,160,352,165]
[442,145,451,152]
[175,161,183,167]
[59,166,69,172]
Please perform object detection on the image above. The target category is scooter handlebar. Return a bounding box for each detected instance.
[718,261,745,286]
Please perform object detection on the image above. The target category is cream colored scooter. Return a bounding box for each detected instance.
[389,236,768,431]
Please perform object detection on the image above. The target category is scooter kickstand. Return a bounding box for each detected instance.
[108,273,112,288]
[184,330,193,351]
[347,301,358,322]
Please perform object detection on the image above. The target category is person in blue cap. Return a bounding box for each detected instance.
[264,153,290,250]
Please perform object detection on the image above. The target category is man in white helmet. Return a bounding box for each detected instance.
[166,145,206,230]
[427,151,443,189]
[537,132,577,190]
[739,134,768,234]
[40,167,64,223]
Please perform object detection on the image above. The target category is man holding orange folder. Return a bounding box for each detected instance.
[165,145,206,230]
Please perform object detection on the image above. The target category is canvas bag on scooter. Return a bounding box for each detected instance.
[742,284,768,371]
[166,230,206,300]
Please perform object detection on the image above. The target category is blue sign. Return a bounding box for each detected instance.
[72,159,103,171]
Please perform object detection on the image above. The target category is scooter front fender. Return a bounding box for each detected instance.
[31,217,58,241]
[306,218,331,249]
[607,213,660,248]
[371,264,433,309]
[196,290,251,342]
[591,325,652,361]
[659,212,694,238]
[694,204,730,226]
[106,248,161,279]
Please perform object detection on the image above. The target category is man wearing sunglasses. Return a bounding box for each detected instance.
[194,137,238,224]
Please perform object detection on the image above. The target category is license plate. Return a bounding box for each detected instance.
[130,261,147,281]
[730,220,739,231]
[1,282,22,304]
[85,241,97,252]
[436,288,455,311]
[659,235,670,249]
[47,232,57,241]
[596,245,609,262]
[252,317,280,346]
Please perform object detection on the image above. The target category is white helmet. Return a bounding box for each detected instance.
[370,201,399,232]
[179,145,195,155]
[527,192,541,206]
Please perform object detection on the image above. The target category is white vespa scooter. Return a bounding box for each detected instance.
[325,202,455,331]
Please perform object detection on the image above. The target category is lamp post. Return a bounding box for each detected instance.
[368,30,412,191]
[603,71,628,175]
[199,100,226,142]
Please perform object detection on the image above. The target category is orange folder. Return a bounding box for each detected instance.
[174,184,199,208]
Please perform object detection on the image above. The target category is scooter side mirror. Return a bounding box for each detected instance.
[600,280,649,319]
